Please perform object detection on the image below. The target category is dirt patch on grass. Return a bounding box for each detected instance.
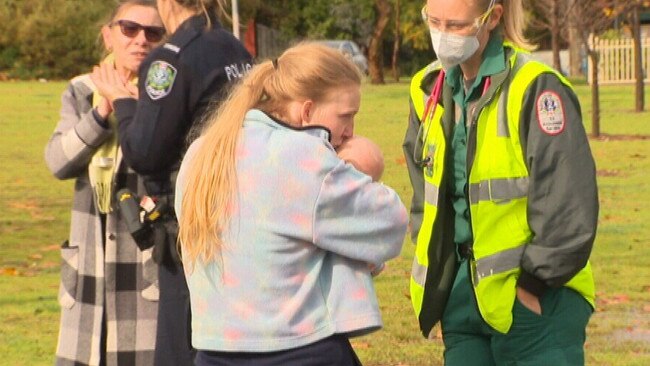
[591,134,650,141]
[7,200,54,220]
[613,327,650,343]
[597,169,620,177]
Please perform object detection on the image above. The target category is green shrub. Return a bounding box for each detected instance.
[0,0,113,79]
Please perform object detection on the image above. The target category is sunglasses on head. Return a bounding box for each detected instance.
[111,19,165,42]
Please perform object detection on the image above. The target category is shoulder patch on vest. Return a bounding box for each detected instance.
[536,90,565,135]
[145,60,177,100]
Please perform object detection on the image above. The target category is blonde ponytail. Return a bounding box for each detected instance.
[179,62,274,266]
[500,0,534,50]
[178,42,361,267]
[479,0,534,50]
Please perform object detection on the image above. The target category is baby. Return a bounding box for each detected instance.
[336,135,385,182]
[336,135,386,276]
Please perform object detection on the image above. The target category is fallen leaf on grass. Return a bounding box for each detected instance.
[28,253,43,260]
[1,267,19,276]
[598,293,630,306]
[351,341,371,349]
[40,261,58,269]
[596,169,619,177]
[42,244,60,251]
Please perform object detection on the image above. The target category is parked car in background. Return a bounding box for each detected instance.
[319,40,369,75]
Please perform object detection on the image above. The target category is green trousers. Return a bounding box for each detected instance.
[441,261,593,366]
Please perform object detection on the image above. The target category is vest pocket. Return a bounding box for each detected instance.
[58,240,78,309]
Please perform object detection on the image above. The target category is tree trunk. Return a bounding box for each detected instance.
[368,0,391,84]
[631,4,645,112]
[589,49,600,137]
[391,0,400,82]
[550,0,562,73]
[566,0,583,77]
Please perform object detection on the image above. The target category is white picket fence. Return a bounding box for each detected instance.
[588,36,650,84]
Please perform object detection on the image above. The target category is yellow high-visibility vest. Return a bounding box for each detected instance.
[409,47,595,335]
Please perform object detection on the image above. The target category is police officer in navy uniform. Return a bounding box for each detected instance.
[91,0,252,365]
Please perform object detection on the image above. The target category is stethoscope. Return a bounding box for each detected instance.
[413,70,492,168]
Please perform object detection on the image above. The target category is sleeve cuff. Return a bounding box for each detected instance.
[113,97,138,123]
[91,108,109,129]
[517,270,549,298]
[75,111,113,148]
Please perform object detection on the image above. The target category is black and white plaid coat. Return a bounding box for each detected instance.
[45,74,159,366]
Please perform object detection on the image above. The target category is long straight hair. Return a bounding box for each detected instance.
[178,42,362,266]
[173,0,226,28]
[482,0,534,50]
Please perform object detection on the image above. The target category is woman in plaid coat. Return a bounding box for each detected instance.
[44,1,165,365]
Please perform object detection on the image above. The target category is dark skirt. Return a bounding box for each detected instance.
[194,334,363,366]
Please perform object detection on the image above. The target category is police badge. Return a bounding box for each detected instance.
[145,60,177,100]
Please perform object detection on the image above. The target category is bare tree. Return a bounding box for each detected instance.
[391,0,400,82]
[629,1,645,112]
[525,0,573,72]
[566,0,583,77]
[569,0,635,137]
[368,0,391,84]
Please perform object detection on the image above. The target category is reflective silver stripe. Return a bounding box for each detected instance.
[411,256,427,286]
[496,51,531,138]
[474,246,525,284]
[468,177,528,204]
[424,180,439,207]
[497,80,510,137]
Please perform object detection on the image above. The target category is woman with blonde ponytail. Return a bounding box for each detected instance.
[175,42,407,365]
[405,0,597,364]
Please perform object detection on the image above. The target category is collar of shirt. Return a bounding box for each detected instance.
[245,109,332,143]
[446,33,506,106]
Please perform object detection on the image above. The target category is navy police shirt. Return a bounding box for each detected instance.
[114,14,253,176]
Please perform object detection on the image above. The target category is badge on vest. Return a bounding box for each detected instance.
[145,61,177,100]
[536,91,565,135]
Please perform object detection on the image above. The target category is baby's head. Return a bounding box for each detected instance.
[336,135,384,181]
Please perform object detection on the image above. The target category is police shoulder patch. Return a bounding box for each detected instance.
[536,90,565,135]
[145,60,177,100]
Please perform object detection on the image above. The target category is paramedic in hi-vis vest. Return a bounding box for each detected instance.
[403,0,598,364]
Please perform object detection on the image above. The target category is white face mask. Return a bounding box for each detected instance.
[430,28,480,70]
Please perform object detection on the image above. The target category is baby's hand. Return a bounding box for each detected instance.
[336,135,384,182]
[369,262,385,277]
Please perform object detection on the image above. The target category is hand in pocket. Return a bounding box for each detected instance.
[516,286,541,315]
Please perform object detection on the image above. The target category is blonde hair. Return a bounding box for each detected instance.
[173,0,227,28]
[479,0,534,50]
[104,0,158,24]
[178,42,362,266]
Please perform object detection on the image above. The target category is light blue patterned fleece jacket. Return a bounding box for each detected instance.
[175,109,408,352]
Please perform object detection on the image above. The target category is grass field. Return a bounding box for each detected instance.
[0,79,649,365]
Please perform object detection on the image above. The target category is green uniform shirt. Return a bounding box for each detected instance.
[446,35,506,247]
